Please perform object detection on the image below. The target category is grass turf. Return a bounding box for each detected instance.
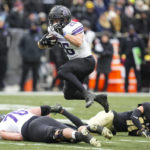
[0,93,150,150]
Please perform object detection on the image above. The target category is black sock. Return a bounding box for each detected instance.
[62,109,85,127]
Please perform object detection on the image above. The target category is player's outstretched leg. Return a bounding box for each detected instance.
[78,127,101,147]
[94,94,109,112]
[87,124,113,139]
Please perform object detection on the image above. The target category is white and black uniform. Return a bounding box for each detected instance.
[0,109,69,143]
[0,109,34,133]
[48,21,95,99]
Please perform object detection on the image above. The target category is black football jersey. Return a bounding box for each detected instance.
[112,102,150,135]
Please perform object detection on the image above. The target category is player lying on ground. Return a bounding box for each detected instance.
[0,105,102,147]
[51,102,150,138]
[37,5,109,111]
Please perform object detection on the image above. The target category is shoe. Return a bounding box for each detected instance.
[87,124,103,134]
[88,124,113,140]
[84,91,96,108]
[50,104,62,113]
[94,94,109,112]
[80,128,101,147]
[101,127,113,139]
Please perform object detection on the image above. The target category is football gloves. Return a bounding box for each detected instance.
[137,128,150,138]
[101,127,113,140]
[39,33,57,47]
[53,23,63,35]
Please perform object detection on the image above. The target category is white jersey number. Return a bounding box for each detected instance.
[3,110,28,123]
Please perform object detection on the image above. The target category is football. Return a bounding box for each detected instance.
[45,33,57,46]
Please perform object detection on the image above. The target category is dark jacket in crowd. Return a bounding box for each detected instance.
[93,38,113,73]
[0,27,10,89]
[71,4,86,21]
[0,28,10,59]
[7,10,29,29]
[19,31,43,62]
[120,34,145,63]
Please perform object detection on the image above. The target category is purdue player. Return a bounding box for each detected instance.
[88,102,150,137]
[52,102,150,138]
[37,5,109,111]
[0,105,101,147]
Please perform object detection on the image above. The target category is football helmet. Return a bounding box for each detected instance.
[48,5,71,29]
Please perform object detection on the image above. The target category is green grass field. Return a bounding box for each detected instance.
[0,93,150,150]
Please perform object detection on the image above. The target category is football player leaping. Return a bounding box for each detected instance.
[37,5,109,111]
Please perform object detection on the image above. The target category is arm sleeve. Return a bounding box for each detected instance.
[40,105,51,116]
[130,109,143,130]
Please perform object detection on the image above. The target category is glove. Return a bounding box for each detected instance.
[39,33,57,47]
[137,128,150,138]
[53,23,64,35]
[101,127,113,140]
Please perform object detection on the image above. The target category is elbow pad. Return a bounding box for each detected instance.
[40,105,51,116]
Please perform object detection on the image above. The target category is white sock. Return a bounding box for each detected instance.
[72,131,77,139]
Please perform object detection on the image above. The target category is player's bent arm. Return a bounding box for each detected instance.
[0,131,23,141]
[131,106,144,130]
[37,41,48,49]
[64,33,83,47]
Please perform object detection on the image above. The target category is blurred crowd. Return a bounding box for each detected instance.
[0,0,150,92]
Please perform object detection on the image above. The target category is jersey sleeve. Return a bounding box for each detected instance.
[142,102,150,120]
[63,21,84,35]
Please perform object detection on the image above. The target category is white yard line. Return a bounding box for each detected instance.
[119,139,150,143]
[0,91,150,97]
[103,139,149,144]
[0,141,112,150]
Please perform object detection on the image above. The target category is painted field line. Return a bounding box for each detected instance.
[119,139,150,143]
[0,91,150,97]
[0,141,112,150]
[103,139,149,144]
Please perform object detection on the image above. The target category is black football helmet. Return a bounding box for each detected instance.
[48,5,71,29]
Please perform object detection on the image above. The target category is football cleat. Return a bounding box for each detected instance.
[84,91,96,108]
[94,94,109,112]
[80,128,101,147]
[87,124,103,134]
[50,104,62,113]
[101,127,113,140]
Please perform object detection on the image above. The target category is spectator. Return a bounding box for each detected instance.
[105,3,121,33]
[120,25,145,92]
[0,17,10,91]
[81,19,96,49]
[135,11,150,35]
[81,19,96,89]
[94,0,107,17]
[23,0,43,14]
[93,31,113,92]
[96,13,113,32]
[83,0,97,31]
[19,22,43,91]
[38,12,48,34]
[121,3,135,33]
[7,1,28,29]
[71,0,86,21]
[56,0,73,8]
